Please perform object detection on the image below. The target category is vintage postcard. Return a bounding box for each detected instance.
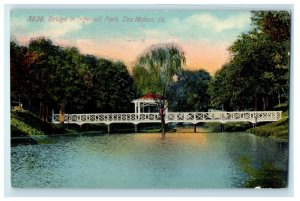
[10,7,290,189]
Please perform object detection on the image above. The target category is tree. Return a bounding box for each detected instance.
[133,43,186,133]
[169,69,211,112]
[208,11,290,111]
[251,11,290,43]
[251,11,290,104]
[10,41,29,106]
[11,38,137,125]
[26,37,62,120]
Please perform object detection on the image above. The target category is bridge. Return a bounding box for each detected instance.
[52,111,282,132]
[51,93,281,133]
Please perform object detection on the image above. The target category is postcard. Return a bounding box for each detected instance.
[10,7,290,189]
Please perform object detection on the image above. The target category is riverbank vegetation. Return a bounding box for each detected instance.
[247,110,289,140]
[11,111,70,137]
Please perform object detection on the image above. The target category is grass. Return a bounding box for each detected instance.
[247,117,289,140]
[205,105,289,141]
[11,110,69,137]
[247,109,289,140]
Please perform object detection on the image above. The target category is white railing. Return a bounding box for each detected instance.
[52,111,282,125]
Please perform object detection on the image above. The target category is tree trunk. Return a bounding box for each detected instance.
[39,102,43,119]
[59,104,65,125]
[159,107,166,134]
[266,96,269,110]
[262,96,266,111]
[254,92,258,111]
[28,98,32,112]
[45,106,49,122]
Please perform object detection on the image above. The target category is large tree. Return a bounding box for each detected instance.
[132,43,186,133]
[208,11,290,111]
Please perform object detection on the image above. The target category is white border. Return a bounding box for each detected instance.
[1,0,299,199]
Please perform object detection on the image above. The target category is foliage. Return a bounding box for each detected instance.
[247,117,288,140]
[208,11,290,111]
[10,37,137,121]
[251,11,290,42]
[133,43,186,96]
[132,43,186,132]
[169,69,211,112]
[11,111,66,136]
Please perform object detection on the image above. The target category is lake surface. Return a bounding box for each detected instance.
[11,130,288,188]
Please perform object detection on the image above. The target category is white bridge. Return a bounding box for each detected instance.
[51,94,281,132]
[52,111,281,126]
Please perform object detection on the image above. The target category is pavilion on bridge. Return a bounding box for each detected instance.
[131,93,168,114]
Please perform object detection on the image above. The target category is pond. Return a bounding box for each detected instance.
[11,130,288,188]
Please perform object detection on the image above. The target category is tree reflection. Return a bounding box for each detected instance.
[239,156,287,188]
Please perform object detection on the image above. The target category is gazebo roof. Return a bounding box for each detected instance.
[131,93,164,103]
[140,93,162,100]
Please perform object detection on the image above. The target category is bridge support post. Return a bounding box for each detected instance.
[134,124,138,133]
[107,124,111,134]
[193,124,197,133]
[221,123,224,132]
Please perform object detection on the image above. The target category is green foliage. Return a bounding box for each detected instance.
[11,111,66,136]
[208,11,290,111]
[169,69,211,112]
[10,37,136,116]
[132,43,186,132]
[273,103,288,111]
[247,117,288,140]
[251,11,290,42]
[133,43,186,97]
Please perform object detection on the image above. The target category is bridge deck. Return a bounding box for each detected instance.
[52,111,281,125]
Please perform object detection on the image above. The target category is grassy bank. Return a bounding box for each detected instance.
[11,111,70,137]
[247,116,288,140]
[204,108,289,141]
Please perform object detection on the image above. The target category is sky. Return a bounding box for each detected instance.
[10,9,252,74]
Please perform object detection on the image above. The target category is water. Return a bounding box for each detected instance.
[11,131,288,188]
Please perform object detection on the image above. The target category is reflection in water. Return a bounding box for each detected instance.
[239,156,287,188]
[11,131,288,188]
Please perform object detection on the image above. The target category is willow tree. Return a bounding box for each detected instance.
[132,44,186,133]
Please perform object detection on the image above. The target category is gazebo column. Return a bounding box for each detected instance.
[138,101,141,114]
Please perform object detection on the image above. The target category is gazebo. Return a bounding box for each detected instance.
[131,93,168,114]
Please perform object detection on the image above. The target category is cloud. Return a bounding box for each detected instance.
[45,21,82,36]
[183,12,251,32]
[11,16,85,45]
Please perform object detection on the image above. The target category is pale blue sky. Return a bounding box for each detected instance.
[10,9,252,73]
